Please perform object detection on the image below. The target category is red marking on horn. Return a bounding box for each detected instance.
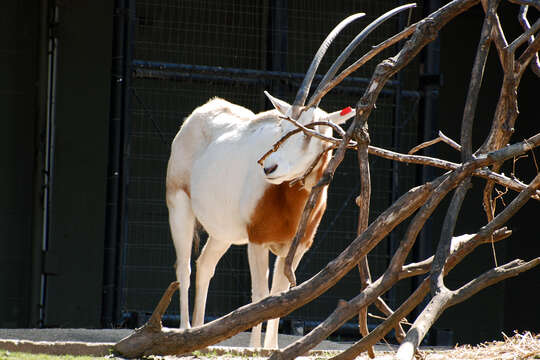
[340,106,352,116]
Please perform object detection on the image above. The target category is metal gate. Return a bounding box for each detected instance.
[105,0,422,334]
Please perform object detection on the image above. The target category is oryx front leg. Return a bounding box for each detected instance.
[247,242,269,348]
[264,243,309,349]
[167,189,195,329]
[192,237,231,327]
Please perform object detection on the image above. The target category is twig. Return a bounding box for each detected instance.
[289,147,333,186]
[257,121,344,166]
[262,126,540,200]
[408,131,462,155]
[147,281,179,331]
[517,34,540,76]
[507,0,540,11]
[368,143,540,200]
[509,15,540,54]
[448,258,540,307]
[517,5,540,77]
[524,138,540,172]
[398,228,512,279]
[367,312,412,326]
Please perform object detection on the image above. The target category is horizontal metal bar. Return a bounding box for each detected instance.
[133,59,376,85]
[132,60,421,99]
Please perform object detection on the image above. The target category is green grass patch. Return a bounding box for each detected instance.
[0,351,109,360]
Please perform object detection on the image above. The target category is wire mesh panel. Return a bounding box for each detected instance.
[119,0,422,333]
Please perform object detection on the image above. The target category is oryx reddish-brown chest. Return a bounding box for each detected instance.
[246,154,329,248]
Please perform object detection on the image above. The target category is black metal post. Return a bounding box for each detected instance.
[102,0,133,327]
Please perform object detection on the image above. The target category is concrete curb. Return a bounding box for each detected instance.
[0,339,346,358]
[0,339,114,357]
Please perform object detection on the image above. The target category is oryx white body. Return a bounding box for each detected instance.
[164,5,409,349]
[166,96,354,349]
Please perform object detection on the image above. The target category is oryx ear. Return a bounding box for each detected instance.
[264,91,291,116]
[321,106,356,125]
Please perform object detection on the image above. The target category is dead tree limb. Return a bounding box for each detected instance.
[396,258,540,360]
[354,107,375,358]
[330,227,512,360]
[395,172,540,360]
[354,105,403,356]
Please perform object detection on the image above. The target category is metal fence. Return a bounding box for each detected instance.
[113,0,422,334]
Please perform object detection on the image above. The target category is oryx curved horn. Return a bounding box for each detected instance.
[307,3,417,109]
[291,12,366,118]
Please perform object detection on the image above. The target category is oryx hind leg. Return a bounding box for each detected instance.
[167,188,195,329]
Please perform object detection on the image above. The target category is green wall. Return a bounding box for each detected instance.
[43,0,113,327]
[0,1,40,327]
[0,0,113,328]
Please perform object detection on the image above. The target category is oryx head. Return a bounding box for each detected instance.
[260,4,415,184]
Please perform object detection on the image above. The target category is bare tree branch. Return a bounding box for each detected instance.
[396,258,540,360]
[331,226,511,360]
[368,144,540,200]
[354,109,376,358]
[507,0,540,10]
[508,15,540,53]
[283,121,356,286]
[448,258,540,307]
[408,131,462,155]
[461,3,493,160]
[397,174,540,360]
[430,179,471,294]
[517,5,540,76]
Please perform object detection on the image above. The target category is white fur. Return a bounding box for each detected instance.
[166,94,355,348]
